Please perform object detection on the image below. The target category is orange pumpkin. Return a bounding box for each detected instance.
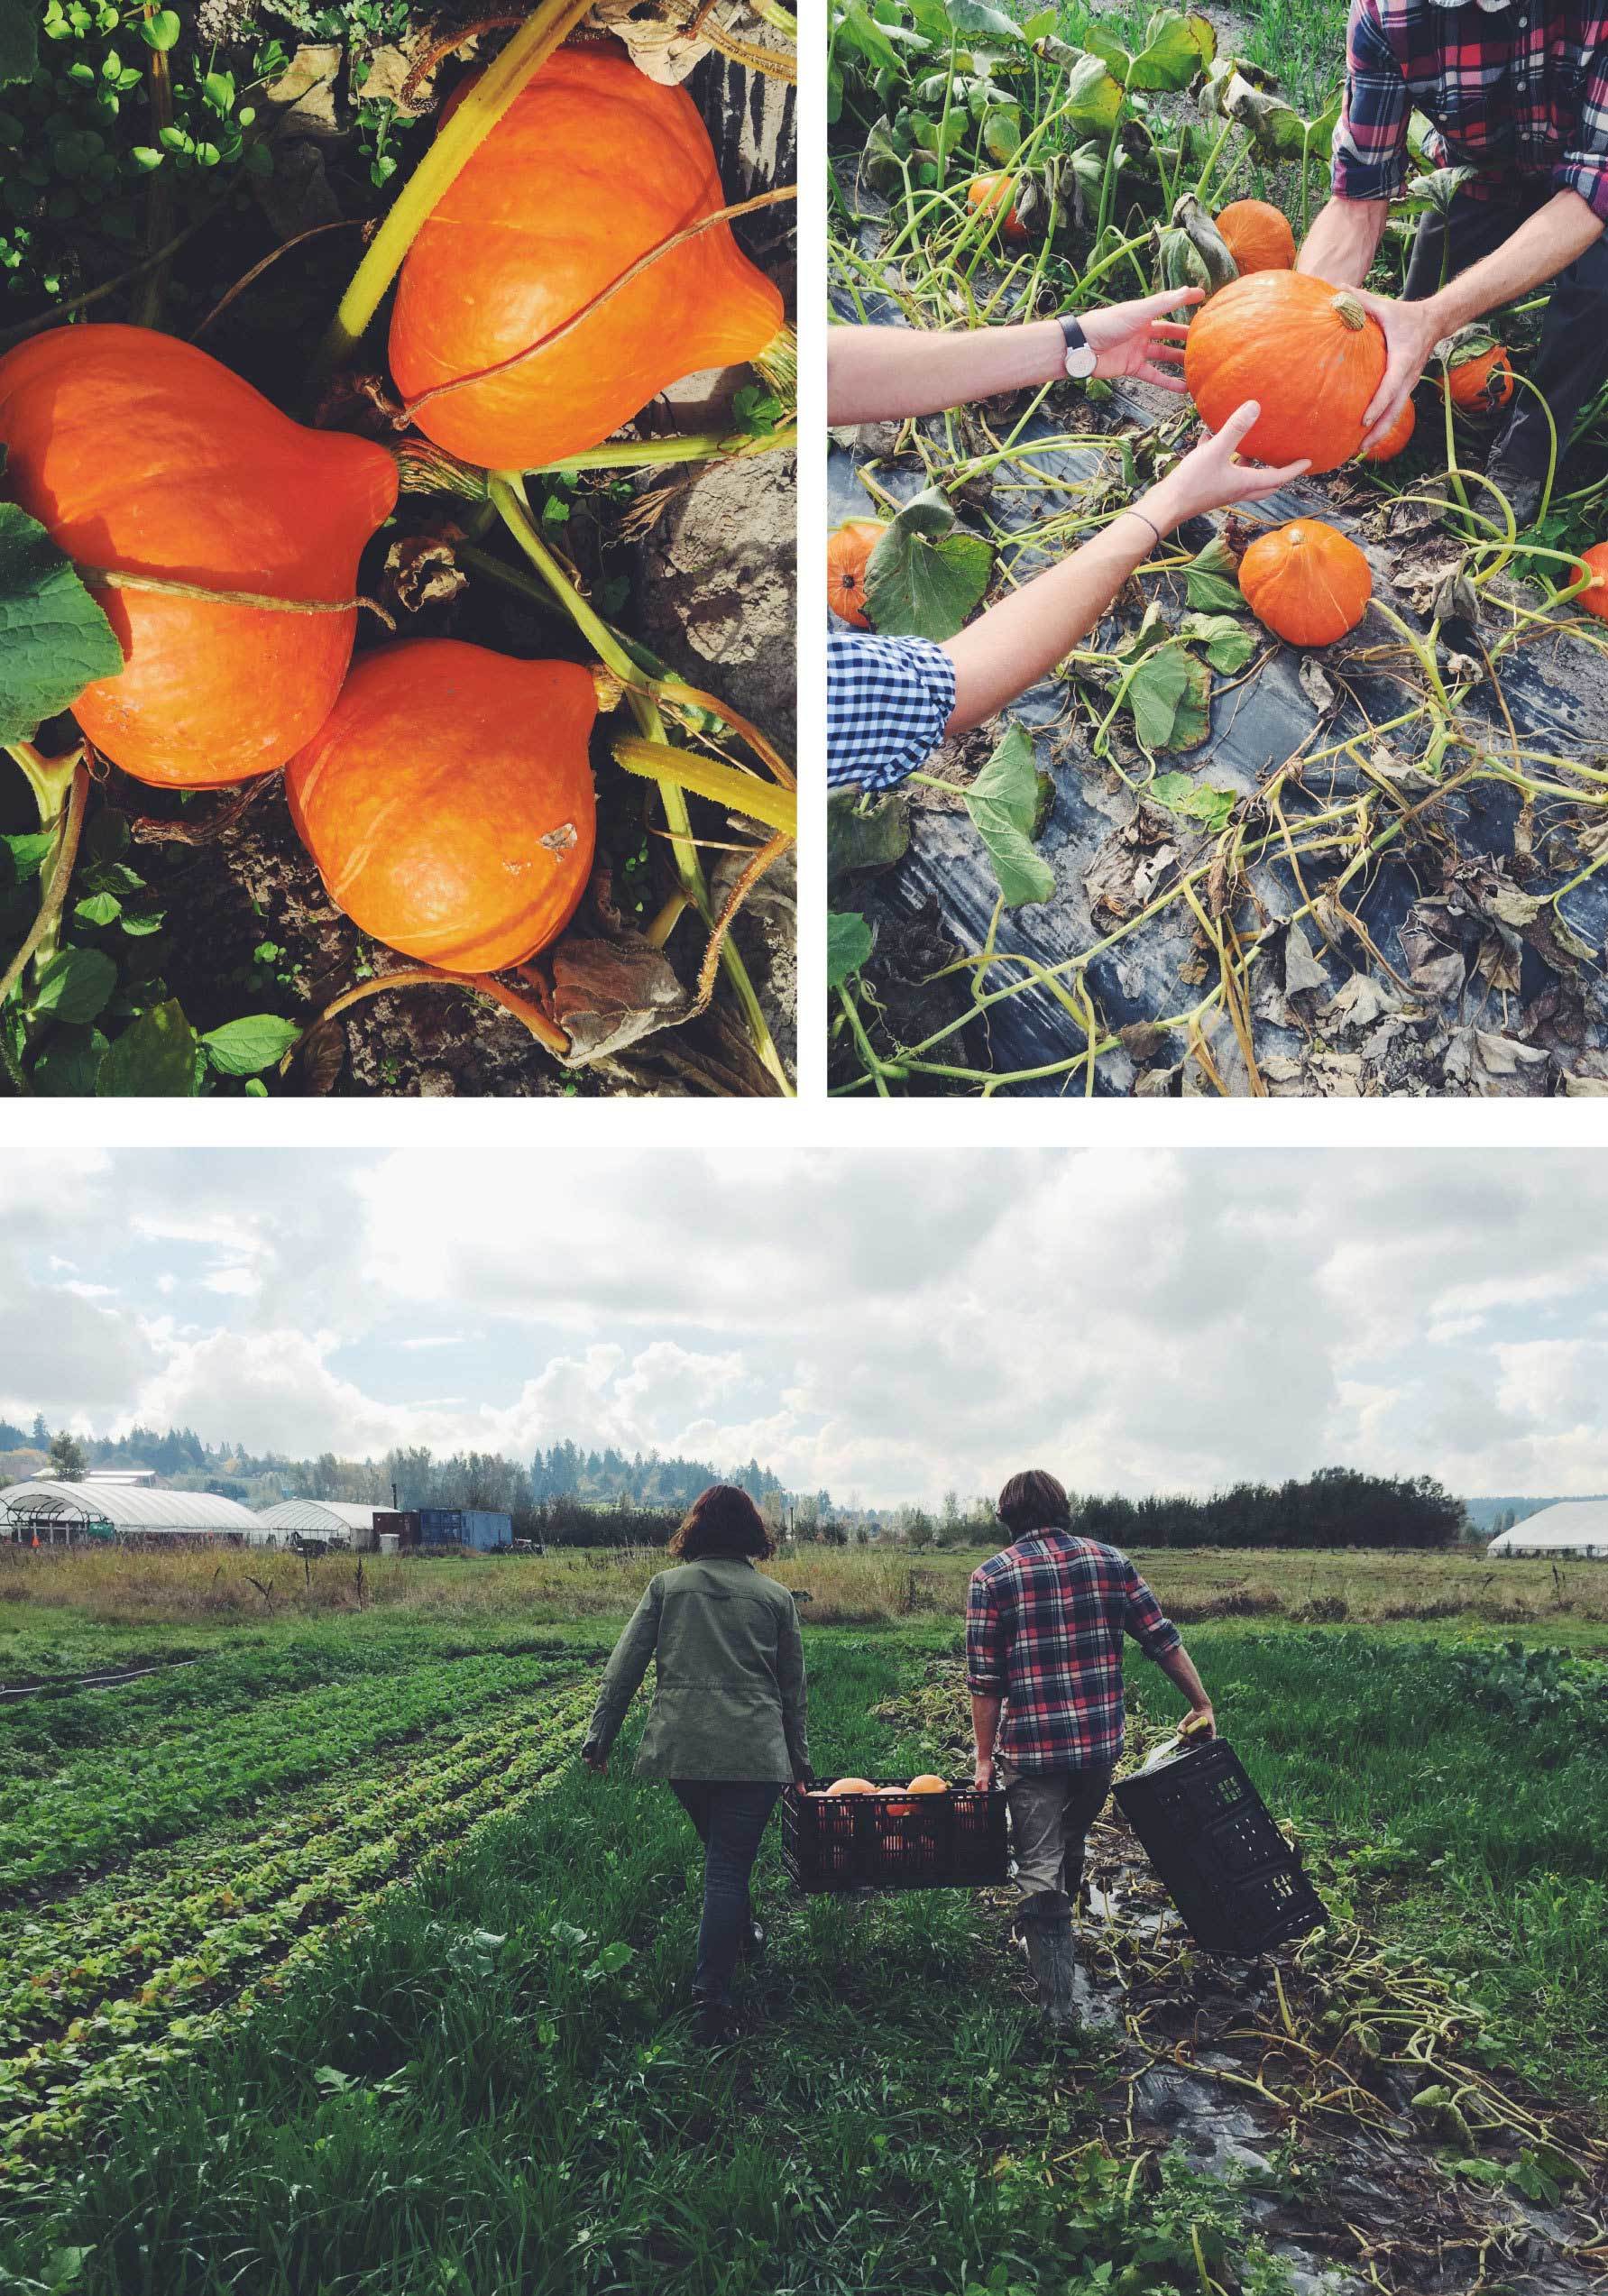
[1443,339,1515,413]
[1364,397,1416,463]
[1183,272,1388,473]
[0,326,398,788]
[286,639,597,971]
[1237,519,1372,647]
[389,42,786,472]
[824,1777,875,1795]
[906,1775,949,1794]
[1213,198,1295,274]
[1576,542,1608,621]
[827,519,886,627]
[968,173,1028,243]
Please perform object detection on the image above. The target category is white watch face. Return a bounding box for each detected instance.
[1064,342,1098,380]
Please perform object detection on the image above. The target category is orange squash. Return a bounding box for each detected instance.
[906,1775,949,1794]
[1213,198,1294,274]
[827,519,886,627]
[1183,272,1388,473]
[1237,519,1372,647]
[824,1777,874,1795]
[1576,542,1608,621]
[0,326,398,787]
[1364,397,1416,463]
[389,42,786,472]
[1443,338,1514,413]
[968,172,1028,243]
[286,639,597,971]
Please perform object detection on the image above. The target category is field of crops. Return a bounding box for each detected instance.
[2,1554,1605,2292]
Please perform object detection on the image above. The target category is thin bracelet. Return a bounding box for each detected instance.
[1116,507,1162,550]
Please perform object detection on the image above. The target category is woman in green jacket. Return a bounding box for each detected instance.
[582,1484,809,2041]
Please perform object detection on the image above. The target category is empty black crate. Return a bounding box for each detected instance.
[1114,1740,1327,1955]
[782,1779,1008,1893]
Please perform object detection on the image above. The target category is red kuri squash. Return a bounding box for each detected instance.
[968,173,1028,243]
[286,640,597,972]
[1576,541,1608,621]
[0,326,399,787]
[827,519,886,627]
[1213,198,1295,273]
[1364,397,1416,462]
[1442,337,1515,413]
[1183,272,1388,473]
[1237,519,1372,647]
[389,42,786,472]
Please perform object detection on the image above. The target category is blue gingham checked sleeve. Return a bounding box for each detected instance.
[827,630,958,794]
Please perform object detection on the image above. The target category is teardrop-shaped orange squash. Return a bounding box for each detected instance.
[828,519,885,627]
[1213,199,1295,274]
[968,173,1028,242]
[286,640,597,972]
[1183,272,1388,473]
[0,326,399,787]
[1364,397,1416,462]
[1443,339,1514,412]
[389,42,786,472]
[1576,541,1608,621]
[1237,519,1372,647]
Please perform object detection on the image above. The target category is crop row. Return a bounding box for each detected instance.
[0,1650,583,1899]
[0,1685,596,2177]
[0,1681,594,2043]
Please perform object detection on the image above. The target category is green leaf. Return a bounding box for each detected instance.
[942,0,1025,41]
[201,1013,300,1075]
[96,997,199,1095]
[73,890,121,926]
[1062,51,1126,139]
[829,791,910,886]
[587,1940,633,1977]
[3,829,56,883]
[863,487,992,640]
[964,722,1056,907]
[29,946,115,1025]
[139,8,179,48]
[1179,611,1254,673]
[827,909,874,987]
[32,1024,107,1096]
[1183,536,1244,613]
[980,105,1021,162]
[0,0,38,84]
[0,501,123,747]
[1152,774,1236,831]
[1127,8,1214,90]
[1125,644,1212,750]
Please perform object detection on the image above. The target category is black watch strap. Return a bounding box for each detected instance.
[1058,314,1096,379]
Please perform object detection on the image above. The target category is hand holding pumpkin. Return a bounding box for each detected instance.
[1078,286,1204,394]
[1145,400,1311,531]
[1350,288,1443,454]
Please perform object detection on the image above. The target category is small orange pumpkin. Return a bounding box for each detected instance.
[1237,519,1372,647]
[1213,199,1295,274]
[1364,397,1416,462]
[906,1775,949,1794]
[968,173,1028,243]
[824,1777,875,1795]
[827,519,886,627]
[1443,338,1514,413]
[286,639,597,972]
[1576,542,1608,621]
[1183,272,1388,473]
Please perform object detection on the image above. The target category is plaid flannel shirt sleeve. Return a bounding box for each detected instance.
[1122,1561,1182,1662]
[1331,0,1412,204]
[827,630,958,794]
[1553,43,1608,220]
[965,1567,1008,1695]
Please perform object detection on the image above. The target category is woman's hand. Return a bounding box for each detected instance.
[1079,287,1203,393]
[582,1746,608,1775]
[1144,400,1310,532]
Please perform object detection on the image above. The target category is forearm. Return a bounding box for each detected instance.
[1297,195,1390,286]
[970,1693,1002,1760]
[1419,188,1603,334]
[1155,1641,1210,1713]
[828,319,1066,425]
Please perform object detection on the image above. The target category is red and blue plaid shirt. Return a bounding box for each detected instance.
[966,1531,1181,1775]
[1333,0,1608,222]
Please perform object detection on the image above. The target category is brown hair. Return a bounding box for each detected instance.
[667,1483,776,1562]
[997,1469,1072,1538]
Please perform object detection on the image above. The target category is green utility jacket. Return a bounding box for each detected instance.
[583,1556,809,1782]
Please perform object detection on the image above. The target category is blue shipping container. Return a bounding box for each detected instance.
[418,1508,511,1552]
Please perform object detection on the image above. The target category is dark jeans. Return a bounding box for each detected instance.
[1404,185,1608,476]
[669,1778,783,2008]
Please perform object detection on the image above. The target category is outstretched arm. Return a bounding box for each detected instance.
[942,400,1309,733]
[1154,1643,1216,1738]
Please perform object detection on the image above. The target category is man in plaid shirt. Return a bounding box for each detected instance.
[967,1469,1215,2025]
[1299,0,1608,521]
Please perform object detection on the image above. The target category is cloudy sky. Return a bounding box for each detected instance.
[1,1148,1603,1504]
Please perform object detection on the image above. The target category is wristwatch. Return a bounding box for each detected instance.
[1058,314,1098,381]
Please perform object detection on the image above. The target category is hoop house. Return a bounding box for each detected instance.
[0,1480,260,1548]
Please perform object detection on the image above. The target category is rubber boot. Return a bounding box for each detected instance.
[1015,1889,1079,2031]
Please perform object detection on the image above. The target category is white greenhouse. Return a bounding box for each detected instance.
[249,1500,381,1551]
[0,1478,261,1548]
[1487,1501,1608,1560]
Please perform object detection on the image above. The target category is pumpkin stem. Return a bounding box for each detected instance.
[76,567,398,629]
[1331,290,1367,332]
[755,322,797,407]
[611,736,796,839]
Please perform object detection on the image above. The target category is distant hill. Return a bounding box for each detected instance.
[1463,1495,1608,1535]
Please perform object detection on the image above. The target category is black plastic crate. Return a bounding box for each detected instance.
[1113,1739,1327,1955]
[782,1777,1009,1893]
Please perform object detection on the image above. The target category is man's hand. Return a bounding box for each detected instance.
[582,1745,608,1775]
[1182,1704,1217,1741]
[974,1753,996,1791]
[1145,400,1311,530]
[1352,288,1442,451]
[1080,287,1203,393]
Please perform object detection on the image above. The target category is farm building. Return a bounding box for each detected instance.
[1488,1502,1608,1559]
[420,1508,512,1553]
[0,1477,260,1548]
[250,1500,382,1551]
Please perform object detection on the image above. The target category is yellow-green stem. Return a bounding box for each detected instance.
[611,739,796,837]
